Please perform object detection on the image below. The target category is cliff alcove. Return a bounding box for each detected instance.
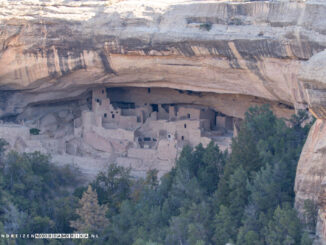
[0,86,293,179]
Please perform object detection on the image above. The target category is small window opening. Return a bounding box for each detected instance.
[104,113,107,118]
[112,114,115,119]
[181,136,184,140]
[96,99,102,105]
[168,135,171,139]
[102,90,104,94]
[148,88,151,93]
[151,104,158,112]
[184,124,187,128]
[187,113,191,119]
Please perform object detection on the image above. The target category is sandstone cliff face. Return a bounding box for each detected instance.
[2,0,326,241]
[2,0,326,118]
[295,50,326,244]
[295,120,326,241]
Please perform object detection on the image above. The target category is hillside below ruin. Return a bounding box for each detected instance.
[2,0,326,243]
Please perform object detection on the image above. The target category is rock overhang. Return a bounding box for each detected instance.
[1,0,326,117]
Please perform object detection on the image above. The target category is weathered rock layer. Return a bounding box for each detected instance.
[295,49,326,244]
[2,0,326,117]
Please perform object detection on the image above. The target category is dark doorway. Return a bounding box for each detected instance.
[151,104,158,112]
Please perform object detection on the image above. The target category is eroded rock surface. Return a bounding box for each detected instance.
[3,0,326,117]
[295,50,326,244]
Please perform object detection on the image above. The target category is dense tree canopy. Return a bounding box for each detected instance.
[0,105,315,245]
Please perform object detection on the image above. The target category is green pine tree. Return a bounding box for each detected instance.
[213,205,237,245]
[265,205,301,245]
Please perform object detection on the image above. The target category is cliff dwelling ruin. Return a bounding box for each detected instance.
[0,86,246,179]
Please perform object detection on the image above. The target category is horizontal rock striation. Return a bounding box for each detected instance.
[1,0,326,118]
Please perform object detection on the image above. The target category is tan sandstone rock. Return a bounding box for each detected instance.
[2,0,326,117]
